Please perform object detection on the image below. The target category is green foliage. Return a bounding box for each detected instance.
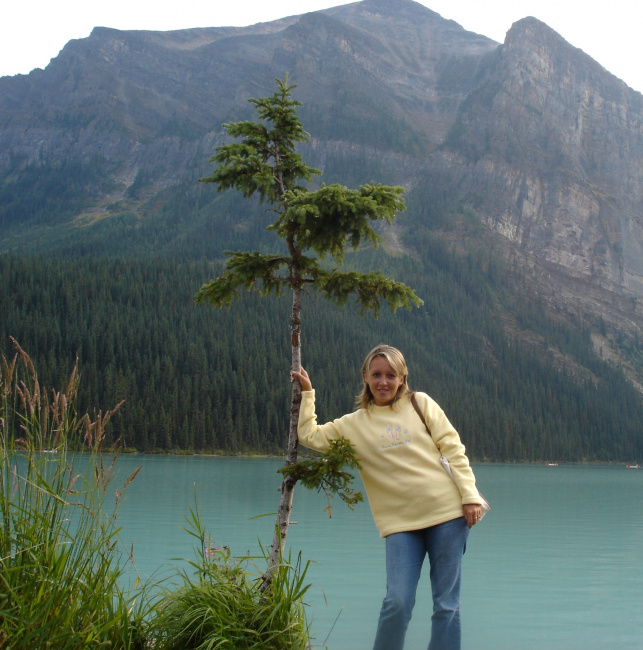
[314,269,421,317]
[1,118,642,465]
[0,340,149,649]
[405,182,467,231]
[197,252,292,306]
[148,507,311,649]
[0,341,314,648]
[0,255,294,455]
[3,245,643,462]
[196,75,422,316]
[201,75,321,204]
[279,438,364,514]
[276,182,405,262]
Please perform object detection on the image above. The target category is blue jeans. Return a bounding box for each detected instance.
[373,517,469,650]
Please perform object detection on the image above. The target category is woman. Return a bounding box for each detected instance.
[291,344,482,650]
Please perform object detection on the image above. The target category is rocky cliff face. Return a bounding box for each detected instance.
[445,17,643,282]
[1,0,642,343]
[428,16,643,334]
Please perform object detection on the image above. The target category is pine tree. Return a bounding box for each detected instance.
[199,75,423,579]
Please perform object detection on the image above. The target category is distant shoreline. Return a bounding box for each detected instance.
[117,450,639,466]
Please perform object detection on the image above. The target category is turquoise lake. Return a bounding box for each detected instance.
[111,456,643,649]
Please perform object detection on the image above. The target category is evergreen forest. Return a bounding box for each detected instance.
[2,204,643,462]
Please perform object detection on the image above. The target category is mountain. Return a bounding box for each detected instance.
[0,0,496,193]
[1,0,643,458]
[429,16,643,344]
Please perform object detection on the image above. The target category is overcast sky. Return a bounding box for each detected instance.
[2,0,641,93]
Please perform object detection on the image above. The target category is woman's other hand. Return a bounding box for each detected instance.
[290,367,313,391]
[463,503,482,529]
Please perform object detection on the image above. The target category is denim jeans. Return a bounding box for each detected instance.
[373,517,469,650]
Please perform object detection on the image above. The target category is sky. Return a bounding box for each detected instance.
[2,0,642,93]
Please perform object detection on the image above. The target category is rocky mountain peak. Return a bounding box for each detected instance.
[1,0,643,349]
[432,10,643,329]
[358,0,441,19]
[505,16,563,45]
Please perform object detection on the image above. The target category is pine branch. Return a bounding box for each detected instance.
[313,269,424,317]
[195,252,290,307]
[273,183,406,263]
[278,438,364,513]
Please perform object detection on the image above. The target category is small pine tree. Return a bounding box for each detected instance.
[196,75,422,580]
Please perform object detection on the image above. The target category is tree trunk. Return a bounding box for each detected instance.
[262,253,302,587]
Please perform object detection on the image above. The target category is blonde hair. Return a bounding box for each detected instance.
[356,344,409,409]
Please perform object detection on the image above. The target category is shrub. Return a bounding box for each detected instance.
[148,506,312,649]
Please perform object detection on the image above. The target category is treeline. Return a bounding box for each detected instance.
[2,236,643,462]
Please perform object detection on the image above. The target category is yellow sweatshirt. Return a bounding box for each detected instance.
[298,390,481,538]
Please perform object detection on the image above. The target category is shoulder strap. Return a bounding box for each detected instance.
[410,391,432,438]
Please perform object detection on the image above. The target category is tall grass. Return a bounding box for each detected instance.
[0,339,148,648]
[1,339,316,648]
[148,506,313,650]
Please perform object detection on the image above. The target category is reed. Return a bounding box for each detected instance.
[0,339,149,649]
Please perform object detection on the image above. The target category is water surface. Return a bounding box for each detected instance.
[113,457,643,649]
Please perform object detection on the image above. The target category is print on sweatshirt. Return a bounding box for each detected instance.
[380,424,412,450]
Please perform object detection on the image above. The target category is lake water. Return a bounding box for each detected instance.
[112,456,643,649]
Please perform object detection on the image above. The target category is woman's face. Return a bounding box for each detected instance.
[364,355,404,406]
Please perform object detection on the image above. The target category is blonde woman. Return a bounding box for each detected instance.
[291,344,482,650]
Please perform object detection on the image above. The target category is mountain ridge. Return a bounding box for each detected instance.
[1,0,642,391]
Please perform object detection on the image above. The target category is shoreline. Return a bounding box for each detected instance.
[117,450,640,467]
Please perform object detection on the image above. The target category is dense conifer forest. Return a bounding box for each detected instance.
[2,210,642,462]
